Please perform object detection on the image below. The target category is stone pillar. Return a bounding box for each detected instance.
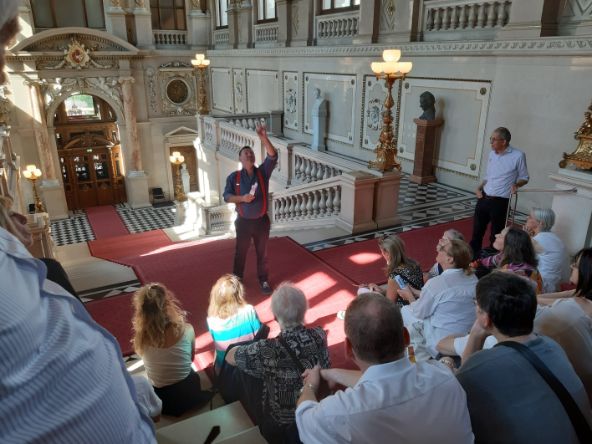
[377,0,420,43]
[132,1,154,48]
[498,0,558,39]
[290,0,313,47]
[336,171,379,234]
[228,2,240,48]
[43,126,69,220]
[410,118,444,184]
[236,1,253,49]
[353,0,378,44]
[373,170,401,228]
[27,82,56,181]
[119,76,150,208]
[549,169,592,255]
[104,1,128,41]
[188,4,211,48]
[276,0,291,47]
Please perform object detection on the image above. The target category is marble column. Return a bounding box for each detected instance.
[188,4,211,48]
[28,81,56,181]
[353,0,378,44]
[276,0,292,47]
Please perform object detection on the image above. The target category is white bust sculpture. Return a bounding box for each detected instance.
[180,162,190,194]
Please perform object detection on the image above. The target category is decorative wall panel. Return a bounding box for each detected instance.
[211,67,233,113]
[361,75,388,151]
[233,69,246,114]
[398,78,491,177]
[304,73,357,145]
[246,70,279,113]
[283,71,299,130]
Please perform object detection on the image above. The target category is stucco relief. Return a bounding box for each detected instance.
[157,61,197,116]
[362,76,388,151]
[562,0,592,17]
[283,72,299,130]
[145,67,158,113]
[233,69,246,114]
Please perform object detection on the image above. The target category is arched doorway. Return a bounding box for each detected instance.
[55,94,126,210]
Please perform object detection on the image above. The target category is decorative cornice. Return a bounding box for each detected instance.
[209,36,592,58]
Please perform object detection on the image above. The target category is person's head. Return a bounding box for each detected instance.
[378,234,413,275]
[490,127,511,154]
[208,274,247,318]
[344,292,408,365]
[132,283,186,354]
[238,145,255,170]
[0,195,33,247]
[572,248,592,300]
[0,0,19,85]
[437,239,473,274]
[419,91,435,111]
[271,282,307,330]
[475,272,537,337]
[525,208,555,234]
[500,227,538,268]
[437,228,465,250]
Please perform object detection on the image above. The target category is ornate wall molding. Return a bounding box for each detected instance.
[283,72,299,131]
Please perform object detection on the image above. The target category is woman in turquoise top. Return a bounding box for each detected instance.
[207,274,262,369]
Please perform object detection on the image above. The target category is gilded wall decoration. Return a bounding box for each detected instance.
[304,73,356,145]
[362,75,388,150]
[158,74,196,116]
[38,38,116,70]
[283,72,299,130]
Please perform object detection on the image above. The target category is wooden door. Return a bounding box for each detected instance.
[170,146,199,192]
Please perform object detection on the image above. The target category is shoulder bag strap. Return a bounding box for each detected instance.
[278,336,306,373]
[234,170,244,217]
[496,341,592,442]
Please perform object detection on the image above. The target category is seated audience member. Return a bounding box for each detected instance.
[0,196,79,299]
[535,247,592,404]
[207,274,263,370]
[456,273,592,444]
[361,234,423,300]
[132,283,211,416]
[524,208,568,292]
[295,292,474,444]
[397,240,478,360]
[425,228,466,281]
[225,283,330,443]
[472,227,543,293]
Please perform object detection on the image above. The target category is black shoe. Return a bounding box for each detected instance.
[260,281,272,295]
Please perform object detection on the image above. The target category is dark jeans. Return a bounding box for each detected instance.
[233,215,270,282]
[469,196,509,258]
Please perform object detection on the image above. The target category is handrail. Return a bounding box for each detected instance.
[506,187,578,225]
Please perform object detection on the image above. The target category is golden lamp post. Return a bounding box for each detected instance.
[22,164,46,213]
[191,53,211,115]
[169,151,187,202]
[368,49,413,172]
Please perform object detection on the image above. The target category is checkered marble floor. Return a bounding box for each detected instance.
[51,212,95,246]
[116,203,176,234]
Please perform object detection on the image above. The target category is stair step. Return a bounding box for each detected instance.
[216,426,266,443]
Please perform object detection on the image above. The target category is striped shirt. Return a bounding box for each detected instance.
[0,227,155,444]
[207,304,262,367]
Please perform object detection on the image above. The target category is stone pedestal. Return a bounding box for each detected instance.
[187,10,211,48]
[549,169,592,256]
[373,170,401,228]
[410,118,443,185]
[40,179,69,220]
[125,171,151,209]
[174,194,206,236]
[105,6,127,41]
[336,171,379,234]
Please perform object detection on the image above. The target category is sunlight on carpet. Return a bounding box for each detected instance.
[348,252,382,265]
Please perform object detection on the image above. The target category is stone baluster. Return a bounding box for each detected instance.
[442,7,450,29]
[451,6,458,29]
[459,5,467,29]
[310,161,318,183]
[326,187,334,215]
[468,4,477,28]
[426,8,433,31]
[299,193,307,218]
[318,189,326,215]
[496,2,506,26]
[486,3,496,28]
[323,165,330,180]
[273,200,280,221]
[477,4,486,28]
[288,196,295,219]
[312,190,320,216]
[304,158,312,182]
[333,186,341,214]
[304,192,313,217]
[294,155,302,180]
[434,8,442,30]
[316,164,324,181]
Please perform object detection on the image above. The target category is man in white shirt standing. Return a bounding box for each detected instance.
[470,127,529,258]
[295,292,474,444]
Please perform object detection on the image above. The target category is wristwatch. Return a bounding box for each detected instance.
[299,383,316,395]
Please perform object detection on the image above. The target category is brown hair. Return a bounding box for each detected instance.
[378,234,417,277]
[208,274,248,319]
[132,283,186,355]
[447,239,474,275]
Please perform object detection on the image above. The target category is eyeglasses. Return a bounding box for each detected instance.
[489,137,504,143]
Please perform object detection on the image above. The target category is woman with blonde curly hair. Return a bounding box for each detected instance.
[132,283,210,416]
[207,274,262,369]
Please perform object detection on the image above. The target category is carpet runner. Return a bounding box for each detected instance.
[86,205,129,239]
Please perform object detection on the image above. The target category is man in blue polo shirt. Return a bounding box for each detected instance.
[223,122,277,294]
[469,127,529,258]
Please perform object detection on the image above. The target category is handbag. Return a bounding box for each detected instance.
[495,341,592,443]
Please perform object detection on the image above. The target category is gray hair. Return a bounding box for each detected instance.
[444,228,465,242]
[494,127,511,143]
[271,282,308,329]
[531,208,555,232]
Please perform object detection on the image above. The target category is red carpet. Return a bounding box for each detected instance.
[86,206,129,239]
[88,229,174,265]
[86,236,357,369]
[314,218,488,285]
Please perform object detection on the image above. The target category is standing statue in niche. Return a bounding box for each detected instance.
[180,162,190,195]
[418,91,436,121]
[311,88,329,151]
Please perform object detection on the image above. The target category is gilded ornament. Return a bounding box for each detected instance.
[560,99,592,170]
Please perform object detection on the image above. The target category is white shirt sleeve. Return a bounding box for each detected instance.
[409,284,438,320]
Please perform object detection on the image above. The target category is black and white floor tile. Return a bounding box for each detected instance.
[51,212,95,246]
[78,279,142,303]
[116,204,176,234]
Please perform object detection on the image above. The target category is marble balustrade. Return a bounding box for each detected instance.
[424,0,511,32]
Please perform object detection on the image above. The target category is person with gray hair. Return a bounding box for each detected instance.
[524,207,568,292]
[295,293,473,443]
[225,282,330,443]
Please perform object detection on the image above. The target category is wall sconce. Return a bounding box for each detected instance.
[22,164,46,213]
[191,53,211,115]
[169,151,187,202]
[368,49,413,172]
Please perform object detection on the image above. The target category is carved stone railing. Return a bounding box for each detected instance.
[153,29,187,47]
[270,177,342,228]
[255,22,279,46]
[422,0,511,40]
[291,145,367,185]
[218,121,259,159]
[315,10,359,44]
[204,203,234,234]
[214,29,230,47]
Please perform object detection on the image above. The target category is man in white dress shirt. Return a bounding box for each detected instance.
[295,292,474,444]
[470,127,529,258]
